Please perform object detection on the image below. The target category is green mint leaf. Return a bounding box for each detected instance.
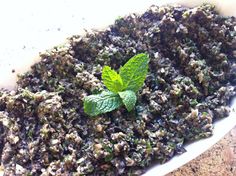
[84,91,122,116]
[118,90,137,112]
[102,66,124,93]
[119,53,149,92]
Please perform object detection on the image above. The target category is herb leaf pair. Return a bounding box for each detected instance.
[84,53,149,116]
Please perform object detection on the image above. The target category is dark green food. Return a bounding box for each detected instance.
[0,4,236,175]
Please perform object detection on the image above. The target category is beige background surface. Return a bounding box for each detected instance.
[168,126,236,176]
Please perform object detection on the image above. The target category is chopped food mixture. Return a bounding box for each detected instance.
[0,4,236,175]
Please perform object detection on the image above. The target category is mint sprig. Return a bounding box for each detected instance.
[83,53,149,116]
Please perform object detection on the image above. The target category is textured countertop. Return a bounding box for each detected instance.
[168,126,236,176]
